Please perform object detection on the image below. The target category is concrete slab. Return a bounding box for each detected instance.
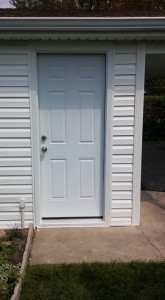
[30,191,165,264]
[30,227,160,264]
[141,190,165,259]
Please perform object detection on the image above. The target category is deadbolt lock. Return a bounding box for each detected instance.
[41,135,47,142]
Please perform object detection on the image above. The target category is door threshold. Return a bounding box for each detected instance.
[40,217,105,228]
[42,216,103,220]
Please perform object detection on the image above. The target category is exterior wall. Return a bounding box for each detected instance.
[111,44,137,226]
[0,45,33,228]
[0,41,140,227]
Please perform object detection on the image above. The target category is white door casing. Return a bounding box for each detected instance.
[38,54,105,218]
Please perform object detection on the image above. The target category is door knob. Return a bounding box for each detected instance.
[41,146,47,153]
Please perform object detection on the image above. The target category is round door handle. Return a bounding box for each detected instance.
[41,146,47,153]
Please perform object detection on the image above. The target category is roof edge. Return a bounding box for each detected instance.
[0,17,165,32]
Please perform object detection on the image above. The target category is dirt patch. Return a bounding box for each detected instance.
[0,229,28,265]
[0,230,6,239]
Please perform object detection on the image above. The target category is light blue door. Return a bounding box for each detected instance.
[38,54,105,218]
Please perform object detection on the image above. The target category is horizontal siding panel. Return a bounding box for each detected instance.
[0,203,33,212]
[113,127,134,136]
[112,164,133,173]
[111,218,132,226]
[0,129,30,138]
[114,107,135,117]
[0,87,29,97]
[112,44,135,224]
[0,49,33,226]
[113,146,133,155]
[0,66,28,76]
[114,86,135,96]
[0,148,31,157]
[113,137,134,146]
[112,182,133,191]
[0,76,29,87]
[112,155,133,164]
[115,44,137,53]
[0,194,32,203]
[114,75,136,86]
[114,96,135,107]
[0,212,33,221]
[0,54,28,65]
[0,220,32,229]
[115,64,136,75]
[113,117,134,126]
[111,209,132,218]
[0,159,31,167]
[0,167,32,176]
[0,176,32,185]
[0,99,29,108]
[112,200,132,209]
[112,173,133,182]
[0,108,29,118]
[0,139,31,148]
[0,185,32,194]
[112,191,132,200]
[0,46,28,54]
[0,119,30,128]
[115,54,136,64]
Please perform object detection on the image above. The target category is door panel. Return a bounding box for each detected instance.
[79,92,95,143]
[38,54,105,218]
[79,159,95,198]
[51,160,67,199]
[49,92,66,143]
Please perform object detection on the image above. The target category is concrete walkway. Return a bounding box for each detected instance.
[30,191,165,264]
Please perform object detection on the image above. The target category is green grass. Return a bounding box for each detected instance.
[20,262,165,300]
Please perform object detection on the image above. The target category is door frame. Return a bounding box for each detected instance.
[29,41,115,228]
[132,42,165,226]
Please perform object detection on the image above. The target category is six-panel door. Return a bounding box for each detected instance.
[38,54,105,218]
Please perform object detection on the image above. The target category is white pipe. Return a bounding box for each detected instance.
[20,199,25,229]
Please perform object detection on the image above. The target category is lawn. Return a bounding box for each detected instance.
[20,262,165,300]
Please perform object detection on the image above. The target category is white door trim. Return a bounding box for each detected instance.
[28,41,114,228]
[132,43,146,226]
[132,42,165,226]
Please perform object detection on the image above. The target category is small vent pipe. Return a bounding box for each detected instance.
[20,198,25,229]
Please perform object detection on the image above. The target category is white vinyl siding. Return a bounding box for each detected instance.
[0,46,33,228]
[111,43,137,226]
[0,41,141,228]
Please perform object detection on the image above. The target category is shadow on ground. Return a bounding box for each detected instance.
[141,190,165,210]
[141,141,165,191]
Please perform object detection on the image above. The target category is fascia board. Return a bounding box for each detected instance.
[0,17,165,32]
